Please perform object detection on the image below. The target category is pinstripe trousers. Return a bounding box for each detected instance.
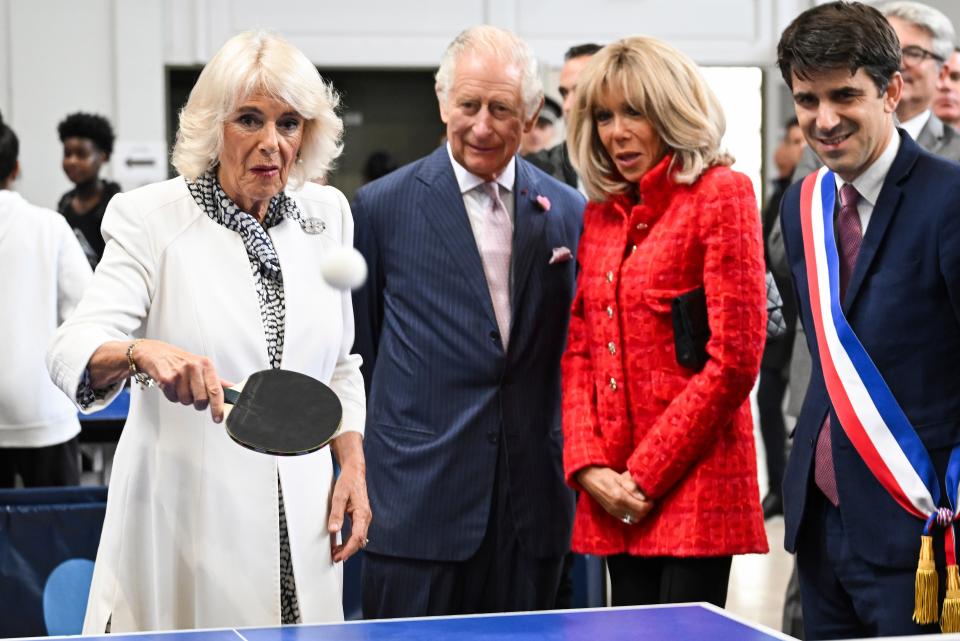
[361,438,565,618]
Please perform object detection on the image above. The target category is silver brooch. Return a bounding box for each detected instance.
[302,218,326,234]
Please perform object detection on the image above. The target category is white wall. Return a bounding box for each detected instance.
[0,0,811,208]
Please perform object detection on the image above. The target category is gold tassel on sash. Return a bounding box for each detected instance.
[914,535,939,624]
[942,565,960,632]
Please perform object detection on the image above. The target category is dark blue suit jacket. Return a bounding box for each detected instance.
[352,146,583,561]
[781,131,960,567]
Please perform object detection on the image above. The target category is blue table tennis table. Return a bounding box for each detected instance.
[21,605,797,641]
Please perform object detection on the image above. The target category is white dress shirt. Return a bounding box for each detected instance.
[446,143,516,241]
[837,128,901,235]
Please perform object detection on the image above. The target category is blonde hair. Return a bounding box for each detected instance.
[568,36,732,201]
[435,25,543,121]
[171,30,343,187]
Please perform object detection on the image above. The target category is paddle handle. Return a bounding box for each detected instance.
[223,387,240,405]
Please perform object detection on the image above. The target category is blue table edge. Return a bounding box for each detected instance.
[15,603,796,641]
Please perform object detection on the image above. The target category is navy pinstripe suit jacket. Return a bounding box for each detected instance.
[352,146,583,561]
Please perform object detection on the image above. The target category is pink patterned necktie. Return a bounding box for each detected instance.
[814,183,862,507]
[480,182,513,350]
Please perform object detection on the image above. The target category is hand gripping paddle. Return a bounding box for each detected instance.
[221,369,342,456]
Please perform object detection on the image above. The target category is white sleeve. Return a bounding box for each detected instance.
[54,216,93,324]
[328,188,366,437]
[47,191,156,412]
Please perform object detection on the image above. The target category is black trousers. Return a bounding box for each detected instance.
[554,552,574,608]
[361,442,565,618]
[796,491,936,639]
[757,365,789,495]
[0,436,80,488]
[606,554,732,607]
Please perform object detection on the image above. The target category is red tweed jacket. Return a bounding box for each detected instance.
[562,155,769,557]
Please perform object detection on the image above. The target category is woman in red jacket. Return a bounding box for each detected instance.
[562,36,768,607]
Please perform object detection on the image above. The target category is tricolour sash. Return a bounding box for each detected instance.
[800,167,960,631]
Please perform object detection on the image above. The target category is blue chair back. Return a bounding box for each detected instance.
[43,558,96,635]
[0,486,106,637]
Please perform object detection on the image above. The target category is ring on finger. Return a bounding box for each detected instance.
[621,514,634,525]
[361,538,370,548]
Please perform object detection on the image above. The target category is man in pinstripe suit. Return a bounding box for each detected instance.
[352,25,584,618]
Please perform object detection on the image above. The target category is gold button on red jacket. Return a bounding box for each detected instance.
[562,155,768,557]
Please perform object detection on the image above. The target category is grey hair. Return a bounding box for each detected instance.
[171,30,343,187]
[881,1,956,63]
[435,25,543,121]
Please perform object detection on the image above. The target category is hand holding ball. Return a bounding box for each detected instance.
[321,247,368,291]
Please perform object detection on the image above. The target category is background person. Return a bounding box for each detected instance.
[527,43,602,189]
[884,1,955,137]
[0,111,92,487]
[362,150,398,184]
[562,35,768,608]
[47,31,369,633]
[520,95,560,156]
[758,117,805,520]
[934,47,960,130]
[352,25,584,618]
[56,112,121,268]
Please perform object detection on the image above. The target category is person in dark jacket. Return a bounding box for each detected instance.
[758,117,805,519]
[56,112,121,268]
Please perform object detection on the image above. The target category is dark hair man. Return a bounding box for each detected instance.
[777,2,960,637]
[792,1,960,181]
[526,42,602,188]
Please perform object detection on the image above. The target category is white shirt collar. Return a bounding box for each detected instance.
[838,127,900,208]
[899,109,931,142]
[446,142,516,195]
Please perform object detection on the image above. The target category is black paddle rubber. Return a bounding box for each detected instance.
[222,369,342,456]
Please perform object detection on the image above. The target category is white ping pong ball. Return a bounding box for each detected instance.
[321,246,368,291]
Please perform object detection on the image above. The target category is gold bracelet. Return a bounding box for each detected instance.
[126,339,155,389]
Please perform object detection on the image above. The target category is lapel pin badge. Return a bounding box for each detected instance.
[302,218,327,234]
[536,194,552,212]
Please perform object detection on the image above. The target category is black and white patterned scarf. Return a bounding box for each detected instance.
[186,171,302,282]
[186,171,304,624]
[186,171,305,370]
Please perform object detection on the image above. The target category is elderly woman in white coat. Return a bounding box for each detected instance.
[47,31,370,634]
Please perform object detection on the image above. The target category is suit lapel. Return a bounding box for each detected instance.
[510,158,547,323]
[843,133,919,312]
[915,114,944,155]
[415,147,499,329]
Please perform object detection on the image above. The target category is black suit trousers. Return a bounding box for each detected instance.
[797,490,938,639]
[606,554,732,608]
[757,365,789,495]
[0,437,79,488]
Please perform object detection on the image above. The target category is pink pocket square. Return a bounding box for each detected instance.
[549,246,572,265]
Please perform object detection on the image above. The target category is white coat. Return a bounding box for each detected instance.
[47,177,365,633]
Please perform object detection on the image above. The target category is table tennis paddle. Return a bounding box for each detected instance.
[221,369,342,456]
